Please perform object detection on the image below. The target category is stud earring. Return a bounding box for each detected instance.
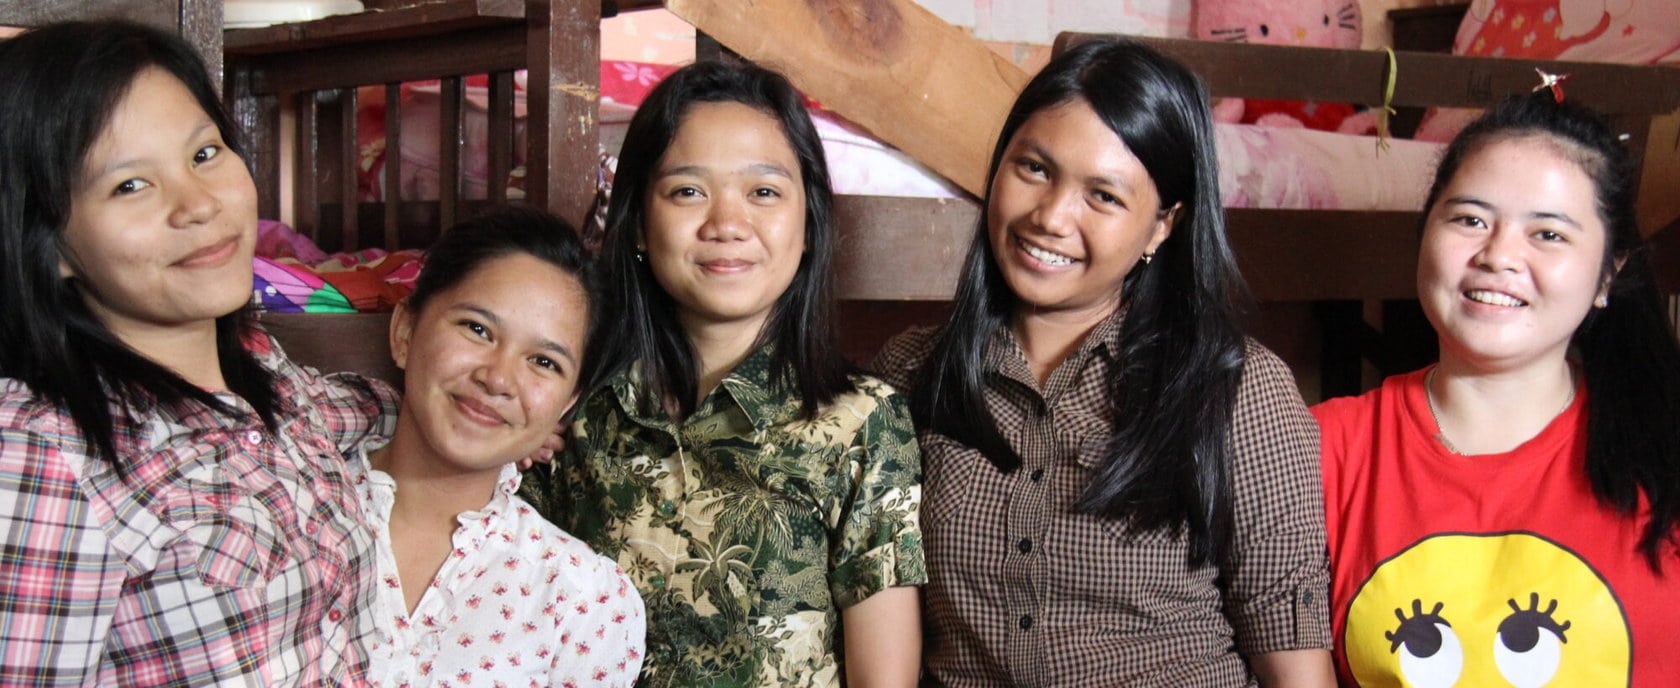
[1595,294,1609,308]
[1141,253,1154,265]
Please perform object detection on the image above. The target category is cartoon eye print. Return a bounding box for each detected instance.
[1344,533,1629,687]
[1386,599,1463,687]
[1494,593,1571,688]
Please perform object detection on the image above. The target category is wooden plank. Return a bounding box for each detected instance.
[262,312,400,385]
[1640,110,1680,241]
[439,76,465,231]
[665,0,1029,197]
[488,71,515,204]
[293,91,321,244]
[827,196,1419,302]
[383,84,403,249]
[228,69,282,220]
[1057,33,1680,115]
[224,0,523,54]
[832,195,976,300]
[232,25,526,96]
[339,87,361,250]
[1225,209,1420,302]
[525,0,602,228]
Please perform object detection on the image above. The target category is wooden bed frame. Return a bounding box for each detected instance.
[10,1,1680,395]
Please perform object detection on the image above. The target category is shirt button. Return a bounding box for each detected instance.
[245,430,263,445]
[1030,469,1044,482]
[305,522,319,536]
[1017,538,1032,554]
[657,500,677,516]
[1019,615,1034,630]
[327,608,343,622]
[650,575,666,589]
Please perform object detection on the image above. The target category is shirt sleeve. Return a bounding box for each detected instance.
[1218,344,1333,656]
[551,559,646,687]
[313,372,400,456]
[0,403,125,685]
[828,382,928,610]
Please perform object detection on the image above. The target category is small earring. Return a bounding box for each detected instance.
[1595,294,1609,308]
[1141,253,1154,265]
[634,250,646,263]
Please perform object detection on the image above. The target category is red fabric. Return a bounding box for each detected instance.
[1315,368,1679,686]
[1238,98,1357,131]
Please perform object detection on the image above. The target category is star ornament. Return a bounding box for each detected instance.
[1532,68,1571,103]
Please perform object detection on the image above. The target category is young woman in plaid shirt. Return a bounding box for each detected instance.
[0,22,396,684]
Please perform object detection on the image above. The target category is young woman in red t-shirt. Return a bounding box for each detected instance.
[1315,91,1680,686]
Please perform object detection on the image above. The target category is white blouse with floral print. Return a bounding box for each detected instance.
[358,458,646,687]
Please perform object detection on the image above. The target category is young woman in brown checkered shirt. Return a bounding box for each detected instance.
[873,39,1334,686]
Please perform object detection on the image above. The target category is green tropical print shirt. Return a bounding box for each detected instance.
[521,348,926,687]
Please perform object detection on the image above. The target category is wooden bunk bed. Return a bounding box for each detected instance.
[12,1,1680,396]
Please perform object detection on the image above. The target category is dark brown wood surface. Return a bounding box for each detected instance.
[525,0,603,229]
[263,312,401,384]
[2,0,223,82]
[1057,32,1680,115]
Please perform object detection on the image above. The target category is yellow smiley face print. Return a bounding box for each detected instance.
[1345,532,1630,687]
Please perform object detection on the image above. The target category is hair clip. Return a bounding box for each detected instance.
[1532,68,1570,104]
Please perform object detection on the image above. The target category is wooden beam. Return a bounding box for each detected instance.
[827,197,1420,302]
[665,0,1029,197]
[525,0,602,228]
[1058,33,1680,115]
[263,312,400,384]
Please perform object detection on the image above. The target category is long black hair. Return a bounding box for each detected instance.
[589,60,851,420]
[1423,92,1680,570]
[0,21,277,466]
[915,38,1251,566]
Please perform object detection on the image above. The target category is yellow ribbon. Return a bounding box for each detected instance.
[1375,47,1398,154]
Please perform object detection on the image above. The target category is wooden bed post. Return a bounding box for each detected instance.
[525,0,602,231]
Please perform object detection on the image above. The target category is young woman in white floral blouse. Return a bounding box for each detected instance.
[357,206,645,686]
[524,61,926,687]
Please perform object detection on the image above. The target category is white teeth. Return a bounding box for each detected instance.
[1023,243,1074,266]
[1466,290,1526,307]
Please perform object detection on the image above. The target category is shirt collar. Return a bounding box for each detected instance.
[605,345,787,431]
[985,306,1127,389]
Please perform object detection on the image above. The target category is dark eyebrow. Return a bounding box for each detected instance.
[1023,141,1137,197]
[85,119,220,184]
[455,303,577,366]
[1440,196,1584,231]
[655,162,796,181]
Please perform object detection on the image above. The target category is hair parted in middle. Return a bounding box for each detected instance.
[914,37,1252,567]
[588,60,851,420]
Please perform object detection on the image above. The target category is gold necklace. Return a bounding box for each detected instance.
[1423,366,1575,455]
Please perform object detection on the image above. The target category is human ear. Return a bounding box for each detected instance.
[1146,203,1181,256]
[389,300,416,370]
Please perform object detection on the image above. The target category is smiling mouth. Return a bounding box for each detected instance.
[699,258,754,273]
[1465,289,1527,307]
[175,237,240,268]
[1016,236,1076,267]
[453,394,508,427]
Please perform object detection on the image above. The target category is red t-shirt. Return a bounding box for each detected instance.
[1314,368,1679,686]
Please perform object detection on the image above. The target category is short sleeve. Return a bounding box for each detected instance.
[0,392,125,685]
[868,326,939,395]
[549,559,646,687]
[828,383,927,610]
[314,372,400,456]
[1219,344,1333,655]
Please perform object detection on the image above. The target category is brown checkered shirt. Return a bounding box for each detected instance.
[872,315,1330,687]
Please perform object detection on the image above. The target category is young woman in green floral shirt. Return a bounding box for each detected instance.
[522,61,926,687]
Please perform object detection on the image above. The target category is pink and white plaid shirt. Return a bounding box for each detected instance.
[0,332,398,686]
